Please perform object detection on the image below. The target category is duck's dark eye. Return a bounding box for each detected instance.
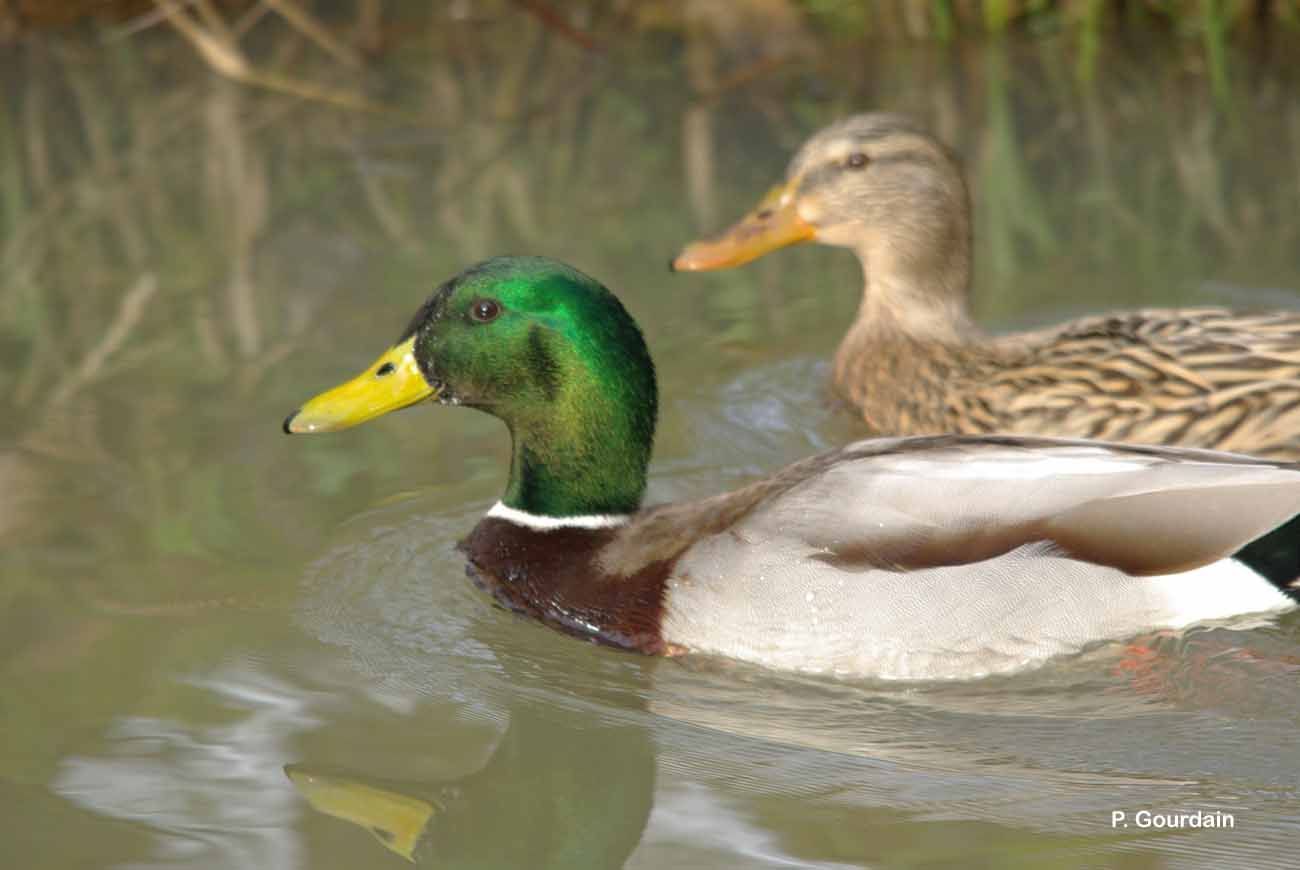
[470,298,502,323]
[376,362,395,377]
[846,152,868,169]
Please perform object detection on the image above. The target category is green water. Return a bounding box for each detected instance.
[4,9,1300,869]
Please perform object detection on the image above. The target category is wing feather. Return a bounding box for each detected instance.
[734,438,1300,576]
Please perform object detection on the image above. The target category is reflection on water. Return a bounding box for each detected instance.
[52,668,316,869]
[4,5,1300,869]
[287,677,655,867]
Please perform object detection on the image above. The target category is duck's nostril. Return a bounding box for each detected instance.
[376,362,395,376]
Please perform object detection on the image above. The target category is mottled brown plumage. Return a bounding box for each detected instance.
[674,114,1300,458]
[838,306,1300,458]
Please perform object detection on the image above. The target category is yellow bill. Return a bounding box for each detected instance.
[283,335,437,434]
[672,181,815,271]
[285,764,437,862]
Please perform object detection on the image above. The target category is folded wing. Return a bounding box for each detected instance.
[740,437,1300,576]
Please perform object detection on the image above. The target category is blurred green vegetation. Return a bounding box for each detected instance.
[1,0,1299,788]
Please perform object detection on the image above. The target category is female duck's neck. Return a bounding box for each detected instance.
[853,237,977,344]
[833,242,983,421]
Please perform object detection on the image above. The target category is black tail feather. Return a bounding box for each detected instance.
[1234,513,1300,602]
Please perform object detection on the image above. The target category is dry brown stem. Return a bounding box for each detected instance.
[264,0,363,68]
[154,0,391,113]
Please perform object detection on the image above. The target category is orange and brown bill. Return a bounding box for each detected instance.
[672,181,815,272]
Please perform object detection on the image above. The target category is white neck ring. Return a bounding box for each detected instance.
[486,501,631,531]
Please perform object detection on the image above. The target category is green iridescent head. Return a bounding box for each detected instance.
[285,256,658,517]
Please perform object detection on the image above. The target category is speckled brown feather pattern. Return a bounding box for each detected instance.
[993,309,1300,456]
[835,306,1300,458]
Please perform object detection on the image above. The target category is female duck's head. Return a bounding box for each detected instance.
[285,256,657,518]
[674,113,972,306]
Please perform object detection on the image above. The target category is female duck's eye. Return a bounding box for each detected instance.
[846,152,868,169]
[376,362,395,377]
[471,299,502,323]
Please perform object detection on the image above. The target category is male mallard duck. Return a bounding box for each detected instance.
[673,113,1300,459]
[285,256,1300,681]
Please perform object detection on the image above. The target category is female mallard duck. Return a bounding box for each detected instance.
[285,256,1300,681]
[673,113,1300,459]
